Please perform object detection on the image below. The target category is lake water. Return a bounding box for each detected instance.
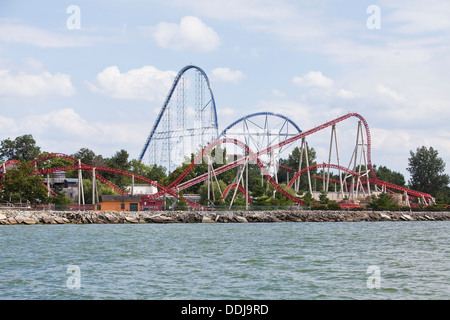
[0,221,449,300]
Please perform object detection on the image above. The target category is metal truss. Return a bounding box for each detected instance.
[138,65,219,173]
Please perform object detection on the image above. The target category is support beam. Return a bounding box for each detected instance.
[47,173,50,197]
[92,167,97,205]
[245,159,249,211]
[78,159,85,206]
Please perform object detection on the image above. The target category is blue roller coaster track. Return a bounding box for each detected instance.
[138,65,218,162]
[218,111,302,138]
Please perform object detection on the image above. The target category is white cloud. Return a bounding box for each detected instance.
[376,84,406,102]
[29,108,99,138]
[0,108,148,157]
[148,16,221,52]
[272,89,285,97]
[292,71,334,88]
[210,67,245,84]
[0,69,75,98]
[384,1,450,35]
[167,0,296,21]
[0,22,103,47]
[337,89,357,99]
[87,65,177,101]
[0,115,18,135]
[218,107,236,116]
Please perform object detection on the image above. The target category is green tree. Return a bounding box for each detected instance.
[301,191,316,207]
[49,191,75,205]
[407,146,450,196]
[72,148,96,165]
[176,194,188,210]
[368,192,399,211]
[104,149,131,190]
[199,179,228,205]
[129,159,167,183]
[0,134,41,162]
[81,178,118,204]
[373,164,406,187]
[319,190,329,204]
[107,149,131,171]
[278,146,317,191]
[1,162,48,204]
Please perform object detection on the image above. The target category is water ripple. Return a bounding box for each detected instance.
[0,221,449,299]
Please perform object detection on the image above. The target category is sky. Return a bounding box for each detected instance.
[1,0,450,180]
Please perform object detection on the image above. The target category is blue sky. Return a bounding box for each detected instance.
[1,0,450,179]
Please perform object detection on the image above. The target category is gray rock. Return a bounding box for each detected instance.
[379,213,391,220]
[202,216,215,223]
[400,214,414,221]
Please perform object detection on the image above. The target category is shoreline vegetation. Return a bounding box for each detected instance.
[1,209,450,225]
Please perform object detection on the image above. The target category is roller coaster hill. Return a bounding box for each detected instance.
[0,65,435,210]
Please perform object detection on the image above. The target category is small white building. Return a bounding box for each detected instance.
[127,184,158,195]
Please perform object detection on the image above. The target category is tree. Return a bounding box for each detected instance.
[368,192,399,211]
[129,159,167,183]
[407,146,450,196]
[0,162,48,204]
[80,178,118,204]
[107,149,131,171]
[72,148,96,165]
[278,146,317,191]
[199,179,227,205]
[301,191,316,207]
[373,165,406,187]
[0,134,41,162]
[49,191,75,205]
[319,190,329,204]
[104,150,131,190]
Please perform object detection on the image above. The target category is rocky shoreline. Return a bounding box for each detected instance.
[1,209,450,225]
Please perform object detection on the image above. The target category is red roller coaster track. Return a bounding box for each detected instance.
[0,113,434,207]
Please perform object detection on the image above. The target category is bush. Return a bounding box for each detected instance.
[327,202,342,210]
[368,192,400,211]
[311,204,327,210]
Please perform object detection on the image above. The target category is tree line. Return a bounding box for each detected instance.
[1,134,449,207]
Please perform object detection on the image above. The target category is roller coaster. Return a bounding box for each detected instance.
[0,65,435,209]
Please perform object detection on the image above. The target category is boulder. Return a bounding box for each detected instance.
[400,214,414,221]
[147,214,175,223]
[54,217,67,224]
[202,216,215,223]
[42,215,57,224]
[124,213,140,223]
[104,213,120,223]
[125,216,139,223]
[14,215,37,224]
[7,217,17,224]
[235,215,248,223]
[379,212,391,220]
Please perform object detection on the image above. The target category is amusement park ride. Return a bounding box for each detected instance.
[0,65,435,209]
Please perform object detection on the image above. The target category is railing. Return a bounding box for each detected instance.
[67,204,95,211]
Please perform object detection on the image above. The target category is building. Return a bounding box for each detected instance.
[141,198,164,211]
[127,184,158,195]
[95,195,142,212]
[45,171,79,201]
